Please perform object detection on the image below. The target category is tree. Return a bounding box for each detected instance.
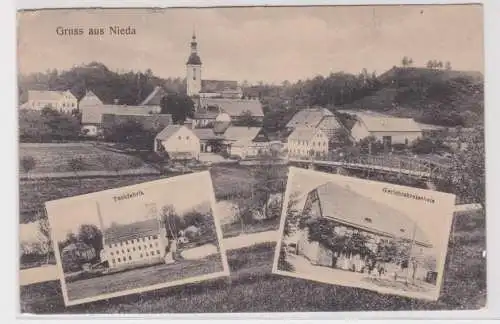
[20,156,36,176]
[77,224,103,261]
[445,61,452,70]
[401,56,409,67]
[67,156,86,180]
[160,93,195,124]
[159,204,184,239]
[446,127,485,209]
[37,212,53,264]
[233,110,261,127]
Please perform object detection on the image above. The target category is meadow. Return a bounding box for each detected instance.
[19,143,148,174]
[20,208,485,313]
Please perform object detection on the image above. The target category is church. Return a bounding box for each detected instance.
[185,34,264,127]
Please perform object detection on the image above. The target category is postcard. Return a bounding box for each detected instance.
[273,167,457,301]
[44,171,229,306]
[18,4,485,313]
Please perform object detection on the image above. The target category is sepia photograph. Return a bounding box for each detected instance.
[273,167,456,301]
[18,4,485,314]
[44,171,229,306]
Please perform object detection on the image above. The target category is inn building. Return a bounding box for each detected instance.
[294,181,435,281]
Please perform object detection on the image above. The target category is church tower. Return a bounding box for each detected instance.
[186,33,202,97]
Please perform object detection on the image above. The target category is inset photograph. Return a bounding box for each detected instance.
[45,171,229,306]
[273,167,456,301]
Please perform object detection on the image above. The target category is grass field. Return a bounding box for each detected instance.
[65,254,225,302]
[19,164,285,223]
[19,143,147,174]
[19,209,486,313]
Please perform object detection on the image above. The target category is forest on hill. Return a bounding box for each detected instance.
[19,61,484,130]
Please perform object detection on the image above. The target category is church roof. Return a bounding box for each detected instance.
[187,53,202,65]
[199,98,264,117]
[201,80,239,93]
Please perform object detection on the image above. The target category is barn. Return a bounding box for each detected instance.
[154,125,201,160]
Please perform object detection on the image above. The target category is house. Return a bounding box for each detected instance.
[224,126,269,158]
[287,128,329,157]
[60,242,97,272]
[100,218,169,269]
[294,181,434,279]
[350,115,422,146]
[23,90,78,113]
[80,90,162,136]
[154,125,200,160]
[200,80,243,99]
[140,86,166,109]
[286,107,333,130]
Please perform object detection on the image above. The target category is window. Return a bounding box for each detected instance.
[112,259,115,264]
[150,244,153,248]
[117,258,121,262]
[146,252,149,257]
[133,247,136,251]
[178,136,182,140]
[156,250,161,255]
[120,242,123,247]
[138,246,141,250]
[400,228,406,233]
[151,251,155,256]
[144,245,147,249]
[140,254,143,258]
[125,240,129,245]
[186,136,190,140]
[108,245,112,249]
[142,238,145,242]
[116,250,120,255]
[155,242,158,247]
[127,249,130,252]
[364,217,372,223]
[128,256,132,261]
[193,68,196,80]
[153,235,158,240]
[122,249,125,254]
[110,252,114,256]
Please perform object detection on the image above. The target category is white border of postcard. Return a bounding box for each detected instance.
[45,171,230,306]
[272,167,456,301]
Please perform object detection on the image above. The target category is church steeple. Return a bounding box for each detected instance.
[186,32,202,96]
[186,32,202,65]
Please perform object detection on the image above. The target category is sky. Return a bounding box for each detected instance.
[44,172,215,242]
[17,4,483,84]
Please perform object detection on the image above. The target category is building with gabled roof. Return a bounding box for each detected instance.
[350,115,422,145]
[286,107,333,130]
[287,127,329,157]
[140,86,166,107]
[22,90,78,113]
[294,181,435,278]
[154,125,200,160]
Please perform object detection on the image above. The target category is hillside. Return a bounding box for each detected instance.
[340,67,484,127]
[18,62,186,106]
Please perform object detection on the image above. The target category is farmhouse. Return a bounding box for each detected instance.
[295,182,433,280]
[80,90,163,136]
[101,218,169,269]
[21,90,78,113]
[154,125,200,160]
[196,98,264,125]
[287,128,329,157]
[350,115,422,146]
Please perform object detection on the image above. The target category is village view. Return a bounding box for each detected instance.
[19,34,485,312]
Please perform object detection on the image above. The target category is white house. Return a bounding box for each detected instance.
[154,125,200,160]
[287,128,329,157]
[350,115,422,146]
[23,90,78,113]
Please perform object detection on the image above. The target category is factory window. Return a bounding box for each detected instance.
[364,217,372,223]
[128,256,132,261]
